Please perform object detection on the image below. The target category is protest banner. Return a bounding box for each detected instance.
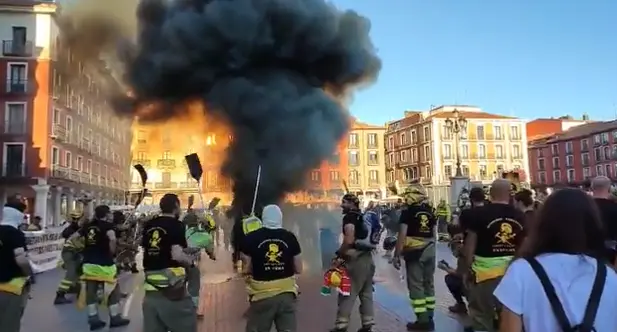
[25,226,65,273]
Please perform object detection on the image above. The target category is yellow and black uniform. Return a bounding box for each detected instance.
[399,203,437,329]
[141,215,197,332]
[54,219,84,304]
[78,218,129,330]
[240,226,300,332]
[0,225,29,332]
[466,203,525,332]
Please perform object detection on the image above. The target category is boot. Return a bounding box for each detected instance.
[88,316,106,331]
[329,328,347,332]
[109,315,131,328]
[406,320,435,331]
[358,326,373,332]
[53,292,72,305]
[448,302,467,314]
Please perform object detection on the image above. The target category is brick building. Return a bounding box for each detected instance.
[528,120,617,186]
[0,1,132,226]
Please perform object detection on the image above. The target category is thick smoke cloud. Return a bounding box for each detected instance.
[117,0,381,215]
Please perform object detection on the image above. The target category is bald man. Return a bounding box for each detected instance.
[591,176,617,265]
[461,179,526,332]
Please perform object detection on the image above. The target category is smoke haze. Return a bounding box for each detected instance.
[59,0,381,216]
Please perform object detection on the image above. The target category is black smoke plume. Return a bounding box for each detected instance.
[67,0,381,216]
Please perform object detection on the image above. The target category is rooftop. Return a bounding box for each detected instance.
[546,120,617,143]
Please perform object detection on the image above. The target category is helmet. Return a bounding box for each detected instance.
[341,193,359,206]
[382,236,397,251]
[402,182,428,205]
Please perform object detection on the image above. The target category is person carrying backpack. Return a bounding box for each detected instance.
[329,193,376,332]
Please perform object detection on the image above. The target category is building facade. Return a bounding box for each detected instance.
[130,124,231,206]
[385,105,529,191]
[305,139,349,197]
[0,1,132,227]
[346,121,386,198]
[528,121,617,186]
[526,116,591,140]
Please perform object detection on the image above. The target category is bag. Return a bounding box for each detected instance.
[353,210,382,248]
[525,257,606,332]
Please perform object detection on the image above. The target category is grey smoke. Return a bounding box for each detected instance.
[114,0,381,215]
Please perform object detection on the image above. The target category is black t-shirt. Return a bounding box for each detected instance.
[0,225,27,282]
[142,216,187,271]
[240,228,301,282]
[342,210,366,239]
[468,203,526,257]
[458,208,476,233]
[594,198,617,240]
[400,204,436,238]
[79,219,115,266]
[61,222,80,239]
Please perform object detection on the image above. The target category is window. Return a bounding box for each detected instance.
[565,141,573,154]
[566,155,574,167]
[583,167,591,178]
[496,164,504,174]
[367,133,378,148]
[348,170,359,185]
[602,133,609,144]
[581,139,589,151]
[400,150,407,162]
[443,144,452,159]
[512,145,521,158]
[368,151,378,165]
[423,126,430,141]
[86,159,92,173]
[388,153,394,166]
[538,172,546,184]
[494,126,503,140]
[76,156,83,171]
[4,103,26,134]
[442,125,453,140]
[476,125,485,140]
[479,165,487,177]
[53,108,61,125]
[594,148,601,162]
[567,169,575,182]
[51,146,60,165]
[400,133,406,145]
[411,130,417,144]
[330,152,340,165]
[368,170,379,184]
[162,151,172,159]
[553,170,561,182]
[462,165,469,176]
[552,157,560,168]
[2,143,25,176]
[613,145,617,160]
[310,171,320,182]
[510,125,520,140]
[411,148,418,162]
[7,63,27,93]
[348,133,358,148]
[551,144,559,155]
[348,151,359,166]
[604,146,611,160]
[606,164,611,178]
[495,145,504,159]
[388,136,394,149]
[444,165,452,178]
[478,144,486,158]
[65,115,73,143]
[461,144,469,158]
[11,26,27,48]
[329,170,340,181]
[77,123,83,143]
[65,151,72,168]
[538,158,545,170]
[594,134,601,145]
[596,165,603,176]
[424,165,432,179]
[582,153,590,166]
[424,145,431,161]
[137,130,147,143]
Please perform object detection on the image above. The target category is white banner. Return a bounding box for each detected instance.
[25,226,66,273]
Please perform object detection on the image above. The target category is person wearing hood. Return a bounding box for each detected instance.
[0,202,33,332]
[240,204,302,332]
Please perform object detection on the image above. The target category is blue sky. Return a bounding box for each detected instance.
[332,0,617,125]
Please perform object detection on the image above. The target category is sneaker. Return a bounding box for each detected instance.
[406,320,435,331]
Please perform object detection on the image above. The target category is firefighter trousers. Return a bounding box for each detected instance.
[404,242,436,323]
[333,252,375,329]
[467,277,501,332]
[0,288,29,332]
[142,291,197,332]
[245,292,297,332]
[58,249,80,293]
[186,264,201,308]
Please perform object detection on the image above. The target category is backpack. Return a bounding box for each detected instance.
[353,210,382,248]
[525,257,606,332]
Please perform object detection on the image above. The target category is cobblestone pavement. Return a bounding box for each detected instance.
[23,242,464,331]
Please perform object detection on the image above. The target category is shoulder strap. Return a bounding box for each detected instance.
[525,257,573,331]
[578,260,606,331]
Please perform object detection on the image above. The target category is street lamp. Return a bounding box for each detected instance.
[445,109,468,177]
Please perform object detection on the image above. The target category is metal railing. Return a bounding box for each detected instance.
[133,159,151,167]
[157,159,176,168]
[4,79,34,94]
[2,40,33,57]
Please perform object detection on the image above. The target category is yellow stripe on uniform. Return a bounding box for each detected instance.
[411,298,426,313]
[425,296,436,310]
[0,277,28,295]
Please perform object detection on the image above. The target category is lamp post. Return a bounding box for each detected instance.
[445,109,468,177]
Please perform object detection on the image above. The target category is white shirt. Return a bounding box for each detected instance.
[494,253,617,332]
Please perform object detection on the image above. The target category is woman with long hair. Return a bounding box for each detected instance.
[494,188,617,332]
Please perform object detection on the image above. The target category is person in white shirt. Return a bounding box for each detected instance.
[494,188,617,332]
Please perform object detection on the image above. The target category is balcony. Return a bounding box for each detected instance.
[3,120,26,134]
[2,40,33,57]
[2,163,25,177]
[157,159,176,168]
[3,79,34,94]
[179,181,199,189]
[133,159,152,167]
[154,182,178,189]
[511,154,524,160]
